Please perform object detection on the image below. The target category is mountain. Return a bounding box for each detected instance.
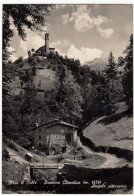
[84,58,108,71]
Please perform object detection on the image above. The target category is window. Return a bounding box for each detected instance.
[39,135,41,139]
[39,143,41,147]
[39,129,41,132]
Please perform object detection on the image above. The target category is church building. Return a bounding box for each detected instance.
[34,33,55,56]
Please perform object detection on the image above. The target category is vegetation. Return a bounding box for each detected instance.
[122,34,133,109]
[2,4,133,148]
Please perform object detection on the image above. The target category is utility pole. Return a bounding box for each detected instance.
[43,154,45,168]
[73,126,75,160]
[46,154,47,163]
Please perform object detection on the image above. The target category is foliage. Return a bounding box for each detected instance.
[2,5,55,147]
[55,66,83,124]
[15,56,24,68]
[2,159,27,185]
[2,4,54,105]
[104,51,117,80]
[3,4,54,50]
[103,51,120,106]
[122,34,133,108]
[2,5,132,147]
[117,56,125,67]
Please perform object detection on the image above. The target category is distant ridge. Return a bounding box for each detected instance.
[84,58,108,71]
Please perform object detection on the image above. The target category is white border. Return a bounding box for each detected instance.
[0,1,133,196]
[1,0,134,4]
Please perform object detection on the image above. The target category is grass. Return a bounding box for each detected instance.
[48,147,106,169]
[97,109,132,125]
[83,113,133,151]
[33,68,56,91]
[2,159,28,186]
[4,135,107,170]
[10,68,57,95]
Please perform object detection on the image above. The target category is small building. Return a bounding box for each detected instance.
[2,149,10,160]
[33,119,78,155]
[25,153,33,162]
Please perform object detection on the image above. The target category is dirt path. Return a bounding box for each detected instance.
[6,147,29,164]
[77,137,128,168]
[6,138,128,169]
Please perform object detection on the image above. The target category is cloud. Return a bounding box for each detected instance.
[93,15,114,39]
[51,40,103,64]
[66,45,103,64]
[51,40,62,47]
[9,16,50,59]
[68,5,93,32]
[93,15,109,26]
[62,13,69,24]
[73,13,94,32]
[7,46,17,62]
[62,5,114,39]
[96,27,114,39]
[19,28,44,56]
[19,25,50,58]
[51,39,70,48]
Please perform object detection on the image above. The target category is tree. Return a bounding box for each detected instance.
[3,4,54,50]
[2,5,54,144]
[117,56,125,67]
[3,4,54,97]
[104,51,117,80]
[55,66,83,125]
[122,34,133,108]
[103,51,118,105]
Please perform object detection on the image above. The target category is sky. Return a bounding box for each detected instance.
[9,4,133,64]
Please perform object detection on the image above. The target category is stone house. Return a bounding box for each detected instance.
[33,119,77,155]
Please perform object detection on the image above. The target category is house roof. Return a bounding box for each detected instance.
[46,121,78,128]
[26,153,33,157]
[35,45,55,54]
[36,45,45,52]
[32,119,78,130]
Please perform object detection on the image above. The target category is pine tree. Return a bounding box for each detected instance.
[55,67,83,125]
[122,34,133,108]
[104,51,117,80]
[103,51,118,105]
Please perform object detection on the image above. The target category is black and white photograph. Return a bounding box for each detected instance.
[2,3,133,194]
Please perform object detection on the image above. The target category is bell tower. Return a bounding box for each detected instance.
[45,33,49,54]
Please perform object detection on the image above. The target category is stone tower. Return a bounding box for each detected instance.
[45,33,49,54]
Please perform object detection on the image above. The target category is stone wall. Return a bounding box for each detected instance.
[60,163,133,188]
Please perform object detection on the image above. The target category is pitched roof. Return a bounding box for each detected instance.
[46,121,78,128]
[26,153,33,157]
[33,119,78,130]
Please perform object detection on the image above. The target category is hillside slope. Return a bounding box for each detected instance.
[83,103,133,152]
[10,68,57,95]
